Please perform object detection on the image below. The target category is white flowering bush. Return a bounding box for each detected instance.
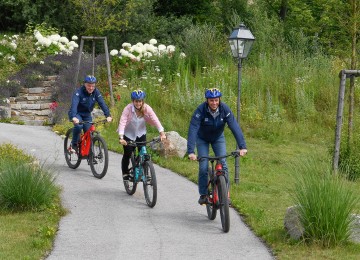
[109,38,186,85]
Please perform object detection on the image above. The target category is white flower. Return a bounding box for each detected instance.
[6,80,10,83]
[167,45,175,53]
[59,36,69,44]
[10,42,17,50]
[122,42,131,48]
[49,34,61,42]
[158,44,166,53]
[176,73,181,77]
[120,49,129,57]
[110,49,119,56]
[72,35,78,40]
[158,78,163,83]
[40,61,44,64]
[180,52,186,58]
[149,39,157,45]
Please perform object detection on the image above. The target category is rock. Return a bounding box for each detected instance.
[284,205,304,240]
[150,131,187,158]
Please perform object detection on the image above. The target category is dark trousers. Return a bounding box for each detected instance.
[121,134,146,174]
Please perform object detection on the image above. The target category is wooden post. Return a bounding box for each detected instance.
[333,70,347,172]
[75,36,114,106]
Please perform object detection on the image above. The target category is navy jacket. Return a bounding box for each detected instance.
[69,86,110,119]
[187,102,246,154]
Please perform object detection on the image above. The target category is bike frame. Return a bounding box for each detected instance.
[129,140,155,182]
[79,124,96,156]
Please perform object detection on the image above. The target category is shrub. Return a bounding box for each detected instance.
[291,156,358,247]
[0,161,58,211]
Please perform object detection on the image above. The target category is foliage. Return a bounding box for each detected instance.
[338,131,360,181]
[291,155,358,247]
[0,143,58,211]
[0,161,58,211]
[179,23,226,72]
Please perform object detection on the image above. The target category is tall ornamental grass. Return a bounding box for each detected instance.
[0,144,58,211]
[291,156,358,247]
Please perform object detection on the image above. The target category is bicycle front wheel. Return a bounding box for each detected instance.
[123,154,137,195]
[64,128,81,169]
[218,175,230,233]
[89,135,108,179]
[143,160,157,208]
[206,180,217,220]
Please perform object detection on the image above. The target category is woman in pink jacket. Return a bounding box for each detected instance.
[118,89,166,180]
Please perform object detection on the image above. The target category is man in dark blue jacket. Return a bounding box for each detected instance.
[187,88,247,205]
[68,75,112,152]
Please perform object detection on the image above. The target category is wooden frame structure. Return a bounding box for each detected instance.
[333,69,360,171]
[75,36,114,106]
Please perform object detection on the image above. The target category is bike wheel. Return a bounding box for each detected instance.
[143,160,157,208]
[206,180,217,220]
[64,128,81,169]
[123,153,137,195]
[89,135,109,179]
[218,175,230,233]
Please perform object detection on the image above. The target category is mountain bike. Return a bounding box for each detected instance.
[64,119,109,179]
[198,151,239,233]
[123,138,160,208]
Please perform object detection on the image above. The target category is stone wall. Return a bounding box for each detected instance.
[5,76,57,125]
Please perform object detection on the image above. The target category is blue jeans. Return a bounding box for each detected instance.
[70,114,92,147]
[197,134,228,195]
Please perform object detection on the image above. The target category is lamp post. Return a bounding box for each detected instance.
[228,23,255,184]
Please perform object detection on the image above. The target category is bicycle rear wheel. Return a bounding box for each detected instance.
[143,160,157,208]
[218,175,230,233]
[64,128,81,169]
[206,180,217,220]
[123,153,137,195]
[89,135,108,179]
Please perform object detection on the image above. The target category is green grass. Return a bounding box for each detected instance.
[0,144,66,259]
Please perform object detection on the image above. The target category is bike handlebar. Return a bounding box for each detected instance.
[197,151,239,162]
[126,138,161,147]
[75,119,108,125]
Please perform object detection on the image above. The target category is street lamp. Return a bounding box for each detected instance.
[228,23,255,184]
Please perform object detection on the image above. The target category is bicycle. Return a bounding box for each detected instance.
[198,151,239,233]
[64,119,109,179]
[122,138,160,208]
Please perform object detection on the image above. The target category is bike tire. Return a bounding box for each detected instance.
[89,135,109,179]
[123,153,137,195]
[218,175,230,233]
[64,128,81,169]
[206,180,217,220]
[143,160,157,208]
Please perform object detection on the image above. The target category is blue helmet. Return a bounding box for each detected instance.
[131,89,146,100]
[84,75,97,83]
[205,88,222,98]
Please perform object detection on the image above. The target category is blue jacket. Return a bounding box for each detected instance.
[187,102,246,154]
[69,86,110,119]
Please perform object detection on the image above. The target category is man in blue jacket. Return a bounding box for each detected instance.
[187,88,247,205]
[68,75,112,152]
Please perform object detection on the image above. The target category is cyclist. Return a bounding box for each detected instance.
[187,88,247,205]
[68,75,112,153]
[117,89,166,180]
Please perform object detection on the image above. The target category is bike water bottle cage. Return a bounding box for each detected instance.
[205,88,222,98]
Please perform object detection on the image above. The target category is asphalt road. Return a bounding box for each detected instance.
[0,123,274,260]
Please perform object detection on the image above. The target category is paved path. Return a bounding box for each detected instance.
[0,123,274,260]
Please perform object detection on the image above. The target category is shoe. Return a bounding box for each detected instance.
[68,144,78,154]
[198,195,207,205]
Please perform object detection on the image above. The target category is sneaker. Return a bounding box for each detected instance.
[198,195,207,205]
[68,144,78,154]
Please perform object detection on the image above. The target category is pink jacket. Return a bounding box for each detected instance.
[117,103,164,135]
